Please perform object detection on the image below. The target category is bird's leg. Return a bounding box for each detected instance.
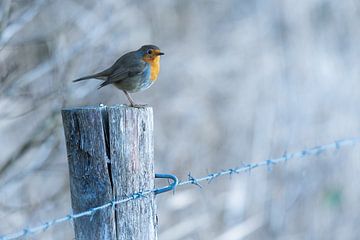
[123,91,147,108]
[123,90,136,107]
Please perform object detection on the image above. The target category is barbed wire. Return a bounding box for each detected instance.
[1,137,360,240]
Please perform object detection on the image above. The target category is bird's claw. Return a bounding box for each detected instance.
[130,104,148,108]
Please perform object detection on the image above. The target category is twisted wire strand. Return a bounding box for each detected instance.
[1,137,359,240]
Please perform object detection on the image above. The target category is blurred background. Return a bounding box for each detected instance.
[1,0,360,239]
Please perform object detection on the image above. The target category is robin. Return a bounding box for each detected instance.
[73,45,164,107]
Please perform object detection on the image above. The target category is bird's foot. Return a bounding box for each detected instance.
[129,103,148,108]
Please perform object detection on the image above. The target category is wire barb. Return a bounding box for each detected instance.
[187,172,202,188]
[1,137,360,240]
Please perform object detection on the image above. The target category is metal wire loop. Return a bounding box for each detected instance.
[154,173,179,195]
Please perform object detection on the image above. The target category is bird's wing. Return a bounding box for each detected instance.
[111,64,145,81]
[98,63,146,89]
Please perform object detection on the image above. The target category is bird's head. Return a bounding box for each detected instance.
[139,45,164,62]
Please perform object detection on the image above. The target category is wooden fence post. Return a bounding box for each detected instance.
[61,105,156,240]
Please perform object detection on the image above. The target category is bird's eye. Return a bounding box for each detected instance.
[147,49,153,54]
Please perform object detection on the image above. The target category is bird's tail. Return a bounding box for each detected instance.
[73,69,111,82]
[73,75,97,82]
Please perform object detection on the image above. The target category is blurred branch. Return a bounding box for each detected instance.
[0,88,61,119]
[0,105,39,120]
[0,110,59,178]
[0,0,11,35]
[160,215,209,240]
[0,0,46,50]
[0,63,18,88]
[7,11,122,91]
[214,214,263,240]
[0,178,67,213]
[2,136,61,186]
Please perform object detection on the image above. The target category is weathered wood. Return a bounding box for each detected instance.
[61,105,156,240]
[62,106,115,240]
[109,105,156,240]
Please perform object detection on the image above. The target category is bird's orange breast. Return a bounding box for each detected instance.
[143,56,160,81]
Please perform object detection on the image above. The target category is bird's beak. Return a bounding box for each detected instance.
[157,52,165,56]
